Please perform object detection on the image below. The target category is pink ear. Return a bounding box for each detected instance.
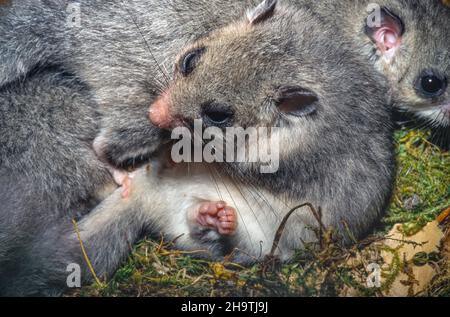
[365,7,404,60]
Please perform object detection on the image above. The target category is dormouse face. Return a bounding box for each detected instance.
[151,1,323,149]
[167,3,321,132]
[151,0,385,129]
[365,0,450,129]
[149,0,390,183]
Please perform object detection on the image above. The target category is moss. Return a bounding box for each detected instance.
[386,130,450,234]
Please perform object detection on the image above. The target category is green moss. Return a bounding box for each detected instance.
[385,130,450,234]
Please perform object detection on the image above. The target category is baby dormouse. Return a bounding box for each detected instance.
[93,0,396,265]
[300,0,450,147]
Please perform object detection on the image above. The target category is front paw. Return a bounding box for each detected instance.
[93,126,167,170]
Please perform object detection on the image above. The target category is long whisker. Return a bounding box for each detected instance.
[118,1,171,87]
[181,119,301,242]
[220,131,312,232]
[213,134,299,238]
[209,131,281,218]
[189,126,256,242]
[222,163,299,239]
[220,168,271,242]
[206,164,224,202]
[209,165,253,243]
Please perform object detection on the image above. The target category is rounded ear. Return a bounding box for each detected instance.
[275,86,318,117]
[365,7,404,60]
[246,0,277,25]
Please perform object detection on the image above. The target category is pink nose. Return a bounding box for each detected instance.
[149,91,173,129]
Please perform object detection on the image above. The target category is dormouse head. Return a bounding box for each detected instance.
[149,0,391,187]
[364,0,450,129]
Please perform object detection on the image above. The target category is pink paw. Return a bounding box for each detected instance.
[195,201,237,236]
[110,169,137,199]
[120,174,132,199]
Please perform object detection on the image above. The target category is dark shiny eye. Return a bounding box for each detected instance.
[201,102,234,127]
[179,48,205,77]
[415,71,447,98]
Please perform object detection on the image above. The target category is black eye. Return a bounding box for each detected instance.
[179,48,205,77]
[415,71,447,98]
[201,102,234,127]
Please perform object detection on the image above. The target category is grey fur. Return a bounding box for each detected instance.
[2,0,449,148]
[0,0,264,168]
[0,68,135,295]
[0,0,448,151]
[0,68,162,296]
